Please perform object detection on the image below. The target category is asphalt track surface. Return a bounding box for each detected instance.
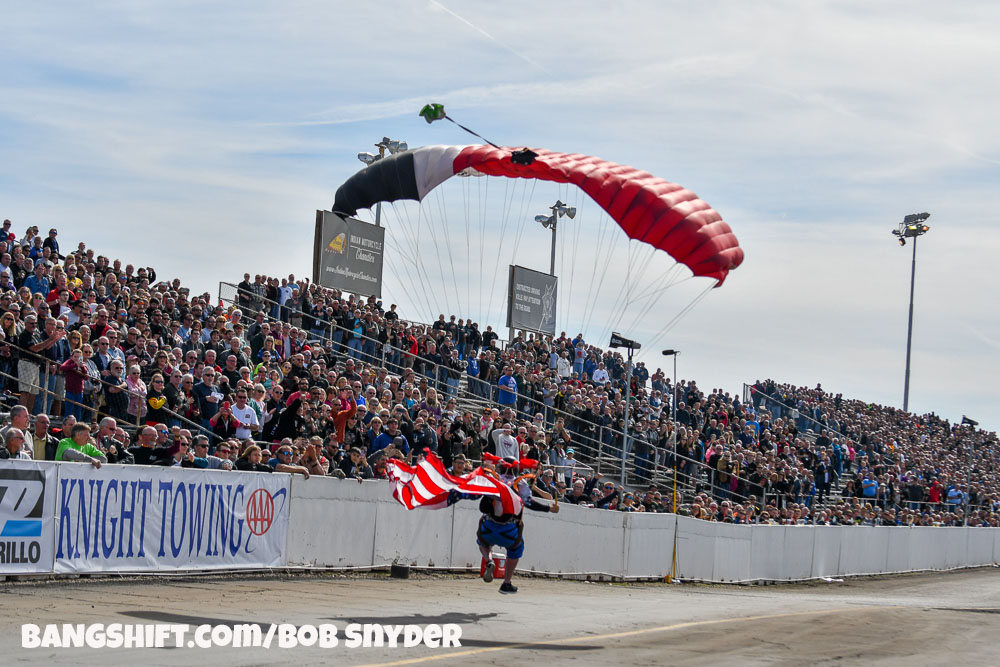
[3,568,1000,666]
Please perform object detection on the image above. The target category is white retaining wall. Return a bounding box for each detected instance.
[286,477,1000,582]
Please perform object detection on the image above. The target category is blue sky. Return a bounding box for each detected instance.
[1,1,998,430]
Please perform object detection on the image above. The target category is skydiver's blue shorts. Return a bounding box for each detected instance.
[477,516,524,559]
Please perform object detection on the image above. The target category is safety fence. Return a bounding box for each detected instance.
[5,460,1000,582]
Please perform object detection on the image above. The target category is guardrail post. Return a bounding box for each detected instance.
[41,362,49,415]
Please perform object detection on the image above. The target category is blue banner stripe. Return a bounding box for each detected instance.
[1,520,43,537]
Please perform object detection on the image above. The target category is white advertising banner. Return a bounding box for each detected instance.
[0,460,57,574]
[54,465,290,573]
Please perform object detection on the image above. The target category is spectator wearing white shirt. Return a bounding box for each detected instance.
[556,351,572,379]
[491,424,519,459]
[230,387,260,440]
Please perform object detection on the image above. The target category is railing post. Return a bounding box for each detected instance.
[41,362,49,415]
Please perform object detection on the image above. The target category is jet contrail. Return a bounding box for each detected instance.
[429,0,552,75]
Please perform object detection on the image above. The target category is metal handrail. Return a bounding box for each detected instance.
[220,282,760,498]
[221,281,753,496]
[744,382,851,442]
[2,338,224,442]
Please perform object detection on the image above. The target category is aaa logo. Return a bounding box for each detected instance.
[246,488,275,536]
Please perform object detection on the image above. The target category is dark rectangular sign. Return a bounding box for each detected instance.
[506,264,557,335]
[313,211,386,297]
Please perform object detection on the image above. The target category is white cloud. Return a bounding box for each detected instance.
[0,0,997,429]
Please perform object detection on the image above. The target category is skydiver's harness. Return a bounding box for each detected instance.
[476,497,525,555]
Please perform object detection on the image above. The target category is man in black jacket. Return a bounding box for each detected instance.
[127,425,160,465]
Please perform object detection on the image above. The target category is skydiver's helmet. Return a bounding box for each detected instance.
[497,456,519,482]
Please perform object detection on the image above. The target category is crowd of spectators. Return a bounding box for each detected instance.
[1,221,996,528]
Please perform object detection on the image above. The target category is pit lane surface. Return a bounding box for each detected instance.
[3,568,1000,666]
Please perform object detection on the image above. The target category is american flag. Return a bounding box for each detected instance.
[387,452,522,515]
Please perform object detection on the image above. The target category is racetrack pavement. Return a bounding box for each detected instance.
[3,568,1000,666]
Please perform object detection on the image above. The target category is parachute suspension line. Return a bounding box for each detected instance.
[579,211,611,335]
[432,185,463,317]
[381,260,418,320]
[569,188,584,332]
[398,204,441,323]
[618,244,662,325]
[427,189,457,316]
[389,201,440,322]
[626,261,685,303]
[386,203,436,322]
[581,215,624,336]
[506,179,537,330]
[385,156,438,316]
[594,242,637,343]
[475,175,486,326]
[621,263,686,336]
[491,176,520,327]
[486,176,520,331]
[381,225,421,273]
[381,204,424,269]
[597,242,657,346]
[462,175,471,326]
[498,177,527,331]
[508,177,537,260]
[560,185,572,330]
[479,176,500,331]
[415,202,448,319]
[645,280,715,352]
[557,183,570,330]
[568,186,586,334]
[601,241,640,340]
[383,196,433,326]
[556,182,569,329]
[471,174,488,326]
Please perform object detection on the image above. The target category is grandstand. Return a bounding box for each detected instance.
[0,224,995,528]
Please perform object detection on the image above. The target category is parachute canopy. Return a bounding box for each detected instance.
[333,144,744,285]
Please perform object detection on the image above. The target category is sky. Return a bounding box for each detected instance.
[1,1,998,431]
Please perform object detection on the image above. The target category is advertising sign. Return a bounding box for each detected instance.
[506,265,557,335]
[54,466,290,573]
[0,461,57,573]
[313,210,386,297]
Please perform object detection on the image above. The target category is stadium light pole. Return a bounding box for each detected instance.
[962,415,979,527]
[662,349,679,513]
[891,213,931,412]
[357,137,408,227]
[534,200,577,276]
[610,333,640,489]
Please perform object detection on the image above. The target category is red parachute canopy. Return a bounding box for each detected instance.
[333,144,744,285]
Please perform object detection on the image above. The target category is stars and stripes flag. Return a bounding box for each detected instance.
[387,452,522,515]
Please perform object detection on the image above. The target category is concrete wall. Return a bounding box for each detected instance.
[286,477,1000,582]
